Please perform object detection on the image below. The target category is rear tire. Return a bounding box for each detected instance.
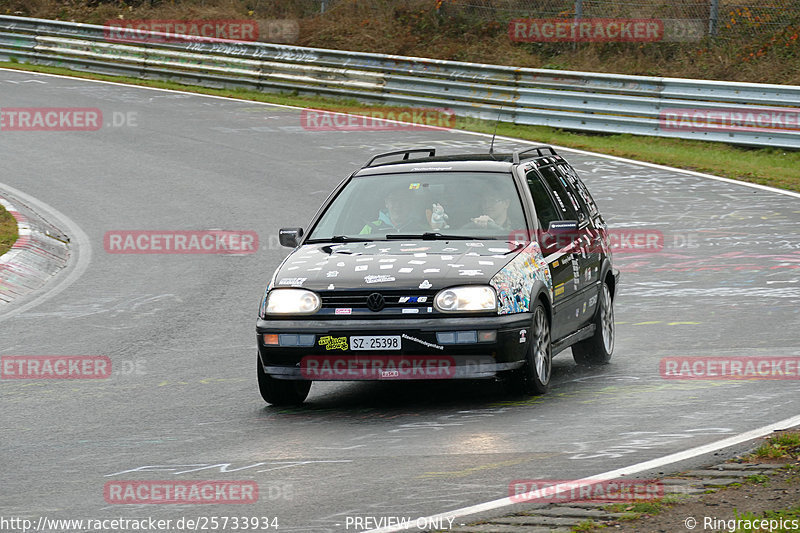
[257,354,311,406]
[505,302,552,395]
[572,280,614,366]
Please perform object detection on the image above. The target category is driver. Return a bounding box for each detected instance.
[467,190,517,231]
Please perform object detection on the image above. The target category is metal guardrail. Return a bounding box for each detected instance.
[1,15,799,148]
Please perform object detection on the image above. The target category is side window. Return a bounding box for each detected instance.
[537,166,581,223]
[526,170,560,229]
[557,163,599,219]
[539,166,588,224]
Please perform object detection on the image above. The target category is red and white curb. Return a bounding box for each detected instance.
[0,195,69,305]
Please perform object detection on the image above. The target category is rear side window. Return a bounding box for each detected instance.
[526,170,560,229]
[537,166,581,223]
[557,163,599,219]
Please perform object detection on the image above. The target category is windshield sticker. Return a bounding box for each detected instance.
[409,183,421,189]
[365,275,396,284]
[278,277,307,286]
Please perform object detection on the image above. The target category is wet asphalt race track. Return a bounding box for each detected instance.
[1,69,799,532]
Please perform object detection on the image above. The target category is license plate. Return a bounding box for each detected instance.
[350,336,401,351]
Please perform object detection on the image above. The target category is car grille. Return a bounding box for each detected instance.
[319,290,437,310]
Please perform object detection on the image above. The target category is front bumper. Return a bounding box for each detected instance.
[256,314,532,380]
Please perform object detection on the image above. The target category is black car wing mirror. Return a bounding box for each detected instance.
[279,227,304,248]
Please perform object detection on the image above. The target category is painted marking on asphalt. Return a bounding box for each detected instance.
[419,456,555,479]
[363,413,800,533]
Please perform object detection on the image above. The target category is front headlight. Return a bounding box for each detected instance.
[434,286,496,313]
[265,289,321,315]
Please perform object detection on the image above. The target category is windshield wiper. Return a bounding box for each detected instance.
[306,235,375,243]
[386,232,477,240]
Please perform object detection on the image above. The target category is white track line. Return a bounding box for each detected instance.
[2,67,798,201]
[0,181,92,323]
[365,413,800,532]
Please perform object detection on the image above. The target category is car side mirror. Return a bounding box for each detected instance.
[279,227,304,248]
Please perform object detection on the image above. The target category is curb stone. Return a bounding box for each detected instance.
[441,462,789,533]
[0,191,69,306]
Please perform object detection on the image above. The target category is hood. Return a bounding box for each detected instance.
[273,240,522,292]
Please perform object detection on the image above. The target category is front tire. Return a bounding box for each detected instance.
[505,302,552,395]
[572,280,614,365]
[257,354,311,406]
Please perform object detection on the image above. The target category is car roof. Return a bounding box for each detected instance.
[353,147,562,177]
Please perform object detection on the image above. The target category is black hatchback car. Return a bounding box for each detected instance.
[256,147,619,405]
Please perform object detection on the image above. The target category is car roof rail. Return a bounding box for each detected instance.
[363,148,436,168]
[512,146,557,164]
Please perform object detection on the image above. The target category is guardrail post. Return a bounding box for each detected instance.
[709,0,719,36]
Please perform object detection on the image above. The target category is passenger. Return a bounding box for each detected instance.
[360,186,425,234]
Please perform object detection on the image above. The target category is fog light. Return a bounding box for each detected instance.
[478,330,497,343]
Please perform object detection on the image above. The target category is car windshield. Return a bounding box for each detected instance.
[307,172,526,241]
